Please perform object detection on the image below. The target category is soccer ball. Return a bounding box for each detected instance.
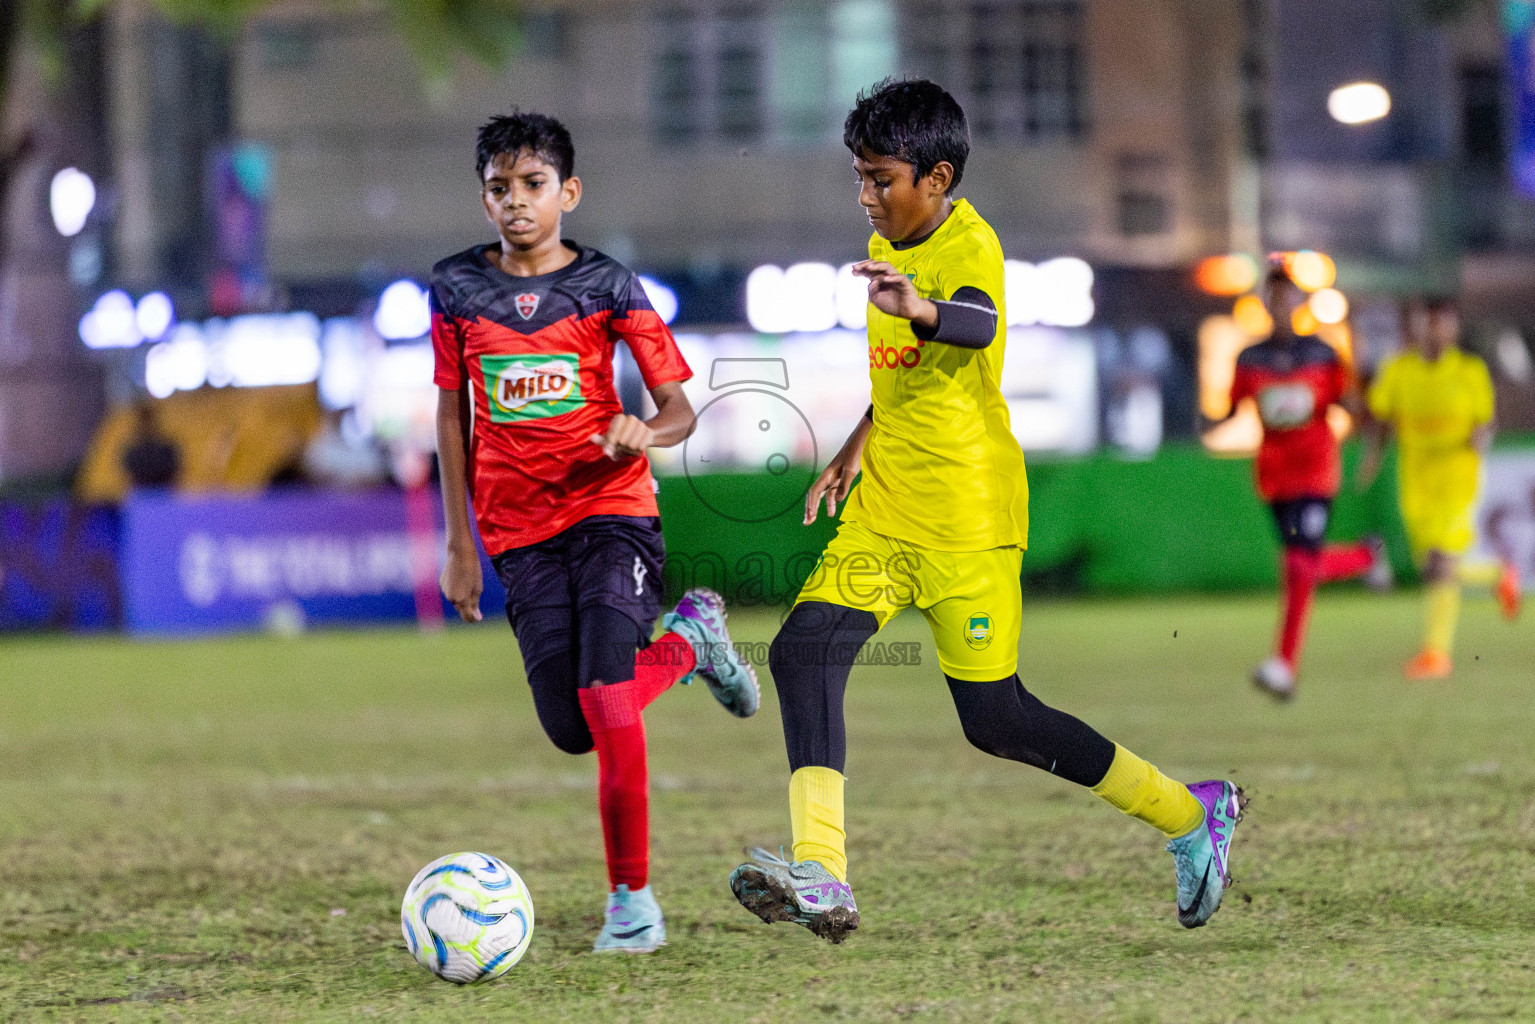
[401,852,534,983]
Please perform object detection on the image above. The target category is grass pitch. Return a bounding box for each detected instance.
[0,591,1532,1023]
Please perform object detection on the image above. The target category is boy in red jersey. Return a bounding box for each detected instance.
[432,112,760,954]
[1231,262,1387,699]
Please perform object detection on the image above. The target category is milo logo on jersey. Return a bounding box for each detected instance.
[1256,382,1316,430]
[481,353,583,423]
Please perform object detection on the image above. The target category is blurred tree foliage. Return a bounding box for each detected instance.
[0,0,519,259]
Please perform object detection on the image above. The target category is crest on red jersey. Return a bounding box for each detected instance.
[515,292,541,320]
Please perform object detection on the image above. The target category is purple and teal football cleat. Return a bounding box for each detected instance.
[663,588,760,718]
[729,847,859,944]
[592,883,666,954]
[1166,780,1245,928]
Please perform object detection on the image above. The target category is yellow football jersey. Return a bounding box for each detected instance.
[1367,348,1494,456]
[841,198,1028,552]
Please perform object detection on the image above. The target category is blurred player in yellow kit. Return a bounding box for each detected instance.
[1360,298,1521,680]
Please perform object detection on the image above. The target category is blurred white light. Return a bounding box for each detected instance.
[784,263,838,332]
[1036,257,1095,327]
[1004,260,1040,326]
[746,265,793,333]
[746,263,841,333]
[1308,287,1349,325]
[144,332,208,398]
[835,263,868,330]
[376,342,435,389]
[1004,257,1094,328]
[50,167,95,237]
[203,313,323,388]
[135,292,175,340]
[78,290,142,349]
[1328,82,1391,125]
[638,275,679,325]
[373,279,431,340]
[319,317,368,409]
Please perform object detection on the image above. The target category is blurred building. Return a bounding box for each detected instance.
[7,0,1535,486]
[105,0,1245,312]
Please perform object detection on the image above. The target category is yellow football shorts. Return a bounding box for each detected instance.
[794,519,1023,681]
[1398,454,1480,561]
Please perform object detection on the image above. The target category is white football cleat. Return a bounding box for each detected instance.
[1252,656,1296,701]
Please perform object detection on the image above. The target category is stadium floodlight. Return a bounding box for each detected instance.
[1327,82,1391,125]
[78,289,142,349]
[637,275,679,325]
[1308,288,1349,325]
[135,292,175,341]
[49,167,96,237]
[374,279,431,340]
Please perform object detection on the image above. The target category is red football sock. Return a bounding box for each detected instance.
[579,681,650,891]
[1317,542,1373,583]
[631,631,697,709]
[1278,547,1319,668]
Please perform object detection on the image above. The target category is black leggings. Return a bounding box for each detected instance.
[770,601,1115,787]
[517,605,644,755]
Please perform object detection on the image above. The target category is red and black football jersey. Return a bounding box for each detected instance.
[431,242,691,554]
[1230,335,1350,501]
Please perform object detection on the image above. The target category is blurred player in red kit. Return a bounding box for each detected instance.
[1231,260,1388,699]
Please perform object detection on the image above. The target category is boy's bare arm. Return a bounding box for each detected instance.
[805,410,873,525]
[590,380,696,459]
[436,386,484,622]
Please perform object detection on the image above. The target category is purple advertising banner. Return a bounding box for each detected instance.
[120,489,503,635]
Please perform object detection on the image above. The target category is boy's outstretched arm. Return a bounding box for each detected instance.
[590,380,696,459]
[436,385,484,622]
[805,408,873,525]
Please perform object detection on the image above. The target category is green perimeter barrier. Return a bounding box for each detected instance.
[655,441,1499,604]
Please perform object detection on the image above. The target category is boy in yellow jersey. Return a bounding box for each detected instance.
[1360,298,1521,680]
[728,79,1244,944]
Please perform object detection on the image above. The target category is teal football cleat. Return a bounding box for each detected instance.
[592,884,666,954]
[1167,780,1245,928]
[663,588,760,718]
[729,847,859,944]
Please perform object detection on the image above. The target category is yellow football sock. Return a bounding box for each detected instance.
[1456,559,1501,589]
[1424,581,1461,655]
[1092,744,1205,839]
[790,766,847,882]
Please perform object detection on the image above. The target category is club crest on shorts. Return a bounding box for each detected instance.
[965,613,993,650]
[514,292,541,320]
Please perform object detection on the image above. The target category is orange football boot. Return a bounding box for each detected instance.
[1403,648,1453,681]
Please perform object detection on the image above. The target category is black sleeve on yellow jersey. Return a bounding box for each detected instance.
[911,286,998,349]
